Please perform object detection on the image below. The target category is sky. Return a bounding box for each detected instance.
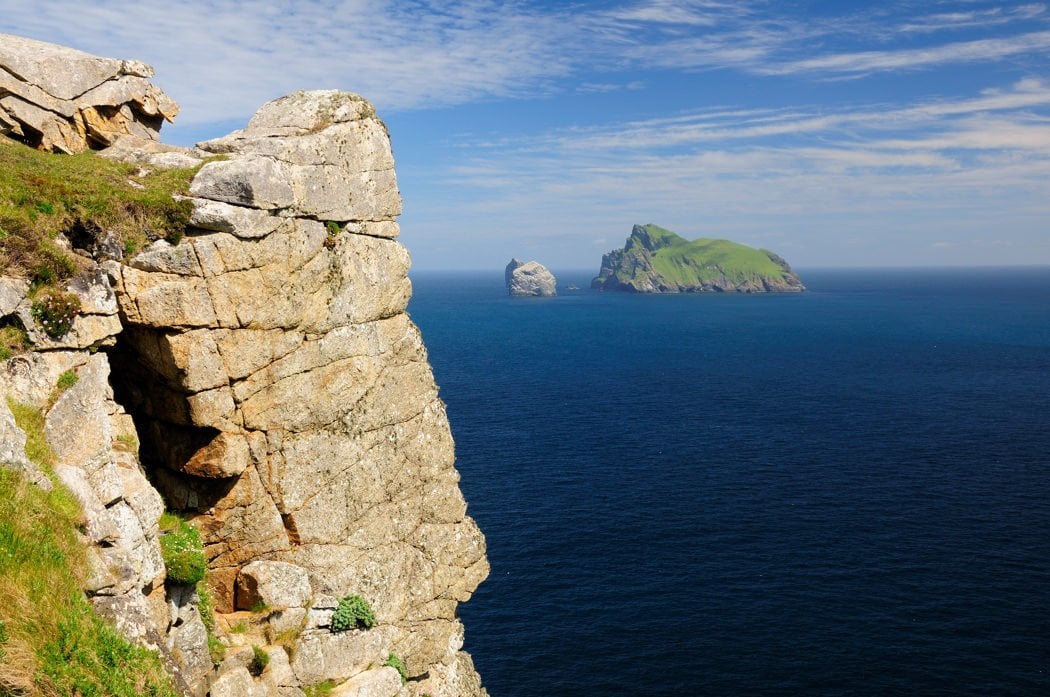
[4,1,1050,270]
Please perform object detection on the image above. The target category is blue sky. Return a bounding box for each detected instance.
[4,1,1050,269]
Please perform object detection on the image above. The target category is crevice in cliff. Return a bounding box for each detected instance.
[106,334,225,509]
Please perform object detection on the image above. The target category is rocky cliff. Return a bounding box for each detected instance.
[592,223,805,293]
[0,38,487,697]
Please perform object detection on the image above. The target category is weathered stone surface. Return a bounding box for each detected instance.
[290,629,388,687]
[0,34,177,152]
[209,667,261,697]
[0,395,51,489]
[166,584,213,694]
[235,560,312,611]
[188,198,284,239]
[98,134,204,168]
[505,258,557,297]
[195,90,401,221]
[328,667,402,697]
[102,90,488,693]
[0,275,28,316]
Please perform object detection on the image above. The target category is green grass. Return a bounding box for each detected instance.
[611,223,793,290]
[632,224,786,286]
[0,136,200,283]
[303,679,338,697]
[0,456,178,696]
[0,324,29,360]
[6,398,56,470]
[158,512,207,585]
[384,653,407,684]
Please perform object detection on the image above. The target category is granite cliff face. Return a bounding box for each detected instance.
[0,37,488,697]
[592,223,805,293]
[505,258,556,297]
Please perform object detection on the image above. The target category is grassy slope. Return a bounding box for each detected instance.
[0,136,198,283]
[636,224,787,286]
[1,399,178,697]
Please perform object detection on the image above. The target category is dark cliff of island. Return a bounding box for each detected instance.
[591,224,805,293]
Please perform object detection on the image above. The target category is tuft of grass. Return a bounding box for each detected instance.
[55,369,78,391]
[0,467,178,697]
[158,513,207,585]
[6,398,56,470]
[248,645,270,676]
[384,653,407,684]
[0,324,29,361]
[114,432,139,454]
[303,679,338,697]
[0,136,200,279]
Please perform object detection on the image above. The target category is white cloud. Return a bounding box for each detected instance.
[769,30,1050,76]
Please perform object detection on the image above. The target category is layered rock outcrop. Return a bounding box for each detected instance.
[0,33,177,153]
[1,36,488,697]
[505,258,557,297]
[106,90,488,696]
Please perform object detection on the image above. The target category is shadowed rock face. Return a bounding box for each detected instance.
[0,34,177,152]
[505,257,557,297]
[106,90,489,696]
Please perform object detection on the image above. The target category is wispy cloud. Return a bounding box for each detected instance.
[405,78,1050,264]
[768,30,1050,76]
[2,0,1049,128]
[899,4,1046,33]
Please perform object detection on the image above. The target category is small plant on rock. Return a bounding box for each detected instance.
[330,594,376,632]
[249,645,270,676]
[384,653,407,684]
[0,324,29,360]
[158,513,207,585]
[31,290,81,339]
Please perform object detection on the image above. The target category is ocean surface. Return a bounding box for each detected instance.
[406,268,1050,697]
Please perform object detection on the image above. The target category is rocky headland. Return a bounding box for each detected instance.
[0,36,487,697]
[592,223,805,293]
[505,258,556,297]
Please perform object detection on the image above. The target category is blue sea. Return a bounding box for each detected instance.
[406,268,1050,697]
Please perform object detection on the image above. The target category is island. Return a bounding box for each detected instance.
[506,258,557,297]
[591,224,805,293]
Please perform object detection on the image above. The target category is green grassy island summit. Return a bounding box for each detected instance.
[591,224,805,293]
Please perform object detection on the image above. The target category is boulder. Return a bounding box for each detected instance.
[0,34,177,152]
[505,258,557,297]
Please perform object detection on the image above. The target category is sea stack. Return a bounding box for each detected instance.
[505,258,557,297]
